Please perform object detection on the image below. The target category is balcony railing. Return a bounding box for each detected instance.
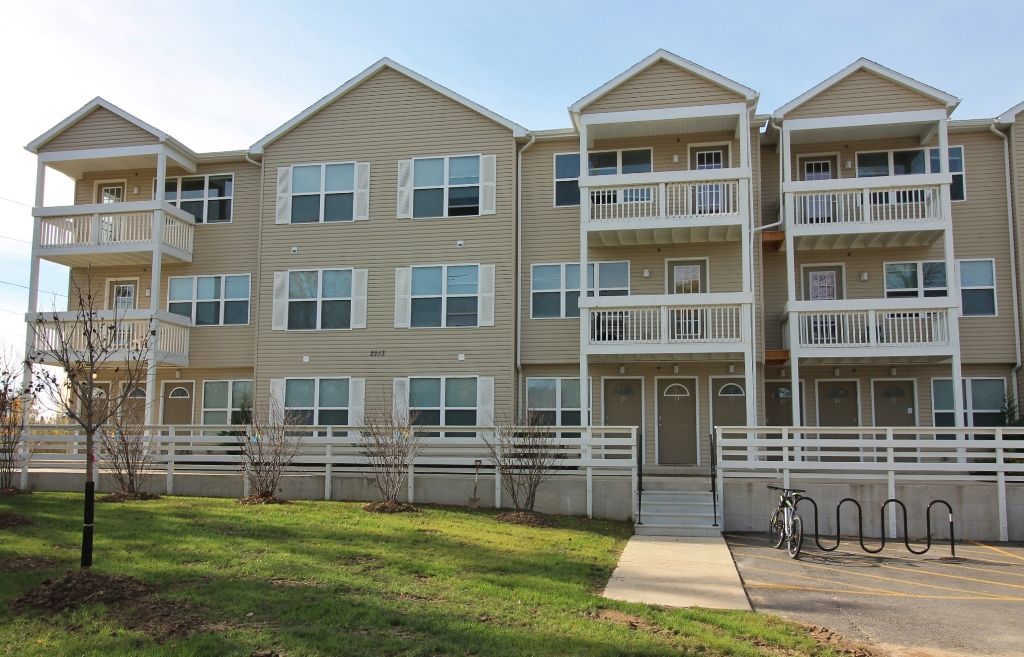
[783,299,955,350]
[785,174,949,229]
[34,201,195,256]
[581,169,749,224]
[29,310,190,364]
[582,293,748,349]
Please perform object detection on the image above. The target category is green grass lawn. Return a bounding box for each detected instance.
[0,493,849,657]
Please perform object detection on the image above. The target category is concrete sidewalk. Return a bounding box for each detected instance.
[603,535,751,610]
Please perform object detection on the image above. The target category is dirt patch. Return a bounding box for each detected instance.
[495,511,552,527]
[805,624,884,657]
[0,511,32,529]
[11,570,224,642]
[237,495,290,505]
[363,501,418,513]
[0,556,57,572]
[594,608,659,632]
[0,487,31,496]
[98,491,161,503]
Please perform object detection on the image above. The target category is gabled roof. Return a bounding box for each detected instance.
[569,49,758,114]
[250,58,527,154]
[997,100,1024,125]
[774,58,960,119]
[25,97,193,155]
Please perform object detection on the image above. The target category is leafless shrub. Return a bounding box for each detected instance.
[98,395,157,497]
[0,353,35,492]
[359,392,420,508]
[483,412,557,513]
[236,399,302,502]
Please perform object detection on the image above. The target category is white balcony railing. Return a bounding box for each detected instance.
[582,294,748,349]
[783,299,955,350]
[34,201,195,256]
[581,169,749,224]
[785,174,949,228]
[29,310,190,363]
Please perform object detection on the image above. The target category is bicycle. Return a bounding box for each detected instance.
[767,485,804,559]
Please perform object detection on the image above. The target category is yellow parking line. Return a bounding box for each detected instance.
[730,550,1024,600]
[743,582,1012,601]
[871,561,1024,591]
[739,564,907,596]
[969,541,1024,563]
[728,536,1024,568]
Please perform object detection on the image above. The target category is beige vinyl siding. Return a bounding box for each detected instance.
[786,69,947,119]
[39,107,159,152]
[255,66,517,417]
[759,144,780,225]
[583,60,745,114]
[760,250,788,350]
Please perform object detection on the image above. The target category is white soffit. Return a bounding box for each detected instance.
[789,121,935,145]
[588,114,739,141]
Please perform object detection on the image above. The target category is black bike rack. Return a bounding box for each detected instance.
[795,496,956,557]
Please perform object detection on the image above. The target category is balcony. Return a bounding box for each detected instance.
[581,293,750,360]
[581,169,750,246]
[33,201,195,267]
[782,298,957,362]
[29,310,191,367]
[783,174,950,250]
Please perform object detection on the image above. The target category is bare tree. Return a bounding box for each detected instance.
[484,412,557,514]
[0,353,35,492]
[98,389,158,498]
[359,392,420,509]
[27,272,152,568]
[236,398,302,502]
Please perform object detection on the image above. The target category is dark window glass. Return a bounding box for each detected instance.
[446,296,478,327]
[413,188,444,218]
[195,301,220,325]
[206,199,231,223]
[445,409,477,426]
[169,302,192,319]
[588,151,618,176]
[410,298,442,327]
[180,177,205,199]
[291,195,320,223]
[621,149,652,174]
[565,291,581,317]
[412,409,441,425]
[288,301,317,329]
[555,180,580,206]
[180,200,204,222]
[532,292,561,318]
[962,289,995,316]
[321,300,352,329]
[857,152,889,177]
[223,301,248,325]
[555,153,579,179]
[207,175,233,197]
[447,186,480,216]
[892,150,926,175]
[324,193,354,222]
[318,409,348,426]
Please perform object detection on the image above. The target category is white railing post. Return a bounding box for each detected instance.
[583,427,593,519]
[861,188,871,224]
[660,305,669,346]
[166,426,175,495]
[995,428,1008,542]
[886,427,897,539]
[91,213,101,245]
[325,428,333,501]
[867,309,877,346]
[407,461,415,504]
[782,427,790,489]
[494,443,502,509]
[658,182,667,218]
[19,428,29,490]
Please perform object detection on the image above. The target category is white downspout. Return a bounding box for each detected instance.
[989,122,1022,403]
[515,134,537,412]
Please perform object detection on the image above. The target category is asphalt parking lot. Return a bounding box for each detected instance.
[725,533,1024,657]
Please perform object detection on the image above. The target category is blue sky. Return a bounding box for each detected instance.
[0,0,1020,355]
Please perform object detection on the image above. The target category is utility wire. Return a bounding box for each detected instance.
[0,280,67,298]
[0,234,32,245]
[0,196,32,208]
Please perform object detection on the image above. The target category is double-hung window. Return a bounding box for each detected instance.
[409,376,477,435]
[959,259,996,316]
[290,163,355,223]
[159,174,233,223]
[202,380,253,424]
[284,377,350,425]
[287,269,352,330]
[168,274,250,325]
[930,146,965,201]
[410,265,478,327]
[587,261,630,297]
[553,153,581,206]
[856,147,965,202]
[526,377,582,426]
[933,378,1005,429]
[530,261,629,318]
[413,155,480,218]
[589,149,653,205]
[884,262,947,298]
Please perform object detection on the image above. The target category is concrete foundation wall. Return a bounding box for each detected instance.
[724,478,1024,542]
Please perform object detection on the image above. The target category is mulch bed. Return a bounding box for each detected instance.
[363,501,418,513]
[237,495,290,505]
[11,570,224,642]
[0,556,57,572]
[0,487,31,496]
[0,512,33,529]
[804,624,883,657]
[495,511,553,527]
[98,491,162,503]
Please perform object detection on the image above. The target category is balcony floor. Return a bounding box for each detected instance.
[790,224,945,251]
[587,221,743,247]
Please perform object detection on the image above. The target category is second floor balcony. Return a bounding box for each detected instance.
[29,310,191,367]
[33,201,195,267]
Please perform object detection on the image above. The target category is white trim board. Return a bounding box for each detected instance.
[251,58,527,154]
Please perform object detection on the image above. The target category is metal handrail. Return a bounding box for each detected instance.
[636,430,644,525]
[709,428,719,527]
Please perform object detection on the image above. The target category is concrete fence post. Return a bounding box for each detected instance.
[166,426,175,495]
[407,462,415,504]
[494,443,502,509]
[19,428,29,490]
[995,428,1008,542]
[325,430,333,501]
[886,427,897,538]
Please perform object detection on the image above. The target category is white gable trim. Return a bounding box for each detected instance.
[997,100,1024,125]
[250,58,527,154]
[26,97,191,155]
[774,58,960,119]
[569,49,758,114]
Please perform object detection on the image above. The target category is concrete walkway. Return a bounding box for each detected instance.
[603,535,751,610]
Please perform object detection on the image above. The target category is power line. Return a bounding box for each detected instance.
[0,280,67,298]
[0,196,32,208]
[0,234,32,245]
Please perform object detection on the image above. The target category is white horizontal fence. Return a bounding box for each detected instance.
[588,303,744,346]
[586,178,741,222]
[715,425,1024,541]
[791,184,942,226]
[18,424,638,519]
[793,308,950,348]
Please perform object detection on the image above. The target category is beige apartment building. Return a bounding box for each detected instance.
[21,50,1024,535]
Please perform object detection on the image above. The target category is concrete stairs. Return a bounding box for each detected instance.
[635,476,720,537]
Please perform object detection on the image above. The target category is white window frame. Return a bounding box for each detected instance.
[931,377,1006,429]
[883,260,948,298]
[288,161,357,224]
[529,261,630,319]
[586,148,654,176]
[411,154,482,219]
[530,263,581,319]
[286,268,354,331]
[525,377,585,426]
[283,376,351,426]
[408,375,479,433]
[552,152,582,207]
[156,173,234,223]
[409,263,480,328]
[957,258,997,317]
[167,274,251,326]
[201,379,253,425]
[854,146,965,202]
[930,145,966,202]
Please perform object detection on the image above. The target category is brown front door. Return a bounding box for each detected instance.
[604,378,643,451]
[657,378,697,465]
[712,378,748,433]
[122,386,146,426]
[872,380,916,427]
[817,380,859,457]
[765,381,798,426]
[162,382,195,425]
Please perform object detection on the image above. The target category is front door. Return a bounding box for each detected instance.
[711,378,747,439]
[800,158,835,223]
[162,382,195,425]
[657,378,698,465]
[97,183,125,205]
[109,280,137,311]
[803,266,844,344]
[872,380,916,427]
[817,380,859,457]
[668,261,708,340]
[121,386,146,427]
[765,381,799,426]
[691,146,728,214]
[604,378,643,455]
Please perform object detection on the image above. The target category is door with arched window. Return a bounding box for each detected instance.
[162,382,194,425]
[711,378,747,443]
[657,378,698,465]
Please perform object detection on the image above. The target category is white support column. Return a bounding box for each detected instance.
[22,161,45,390]
[781,124,793,187]
[145,150,167,427]
[578,124,591,432]
[936,118,965,427]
